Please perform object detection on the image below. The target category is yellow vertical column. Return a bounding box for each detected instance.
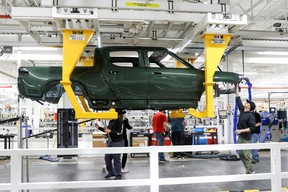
[62,29,94,82]
[61,29,94,116]
[189,34,231,118]
[60,29,117,119]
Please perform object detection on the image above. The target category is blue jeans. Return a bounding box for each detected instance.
[251,133,259,161]
[154,132,166,161]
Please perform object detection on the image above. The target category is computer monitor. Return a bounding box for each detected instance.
[218,110,228,119]
[270,107,276,114]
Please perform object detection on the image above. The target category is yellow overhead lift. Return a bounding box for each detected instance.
[60,29,118,119]
[188,33,232,118]
[60,29,229,120]
[171,34,232,119]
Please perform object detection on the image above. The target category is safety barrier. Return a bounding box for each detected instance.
[0,142,287,192]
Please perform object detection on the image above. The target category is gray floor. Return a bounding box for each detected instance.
[1,150,288,192]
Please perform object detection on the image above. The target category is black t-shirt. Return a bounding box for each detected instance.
[251,112,261,134]
[99,118,123,142]
[236,96,256,140]
[123,118,132,141]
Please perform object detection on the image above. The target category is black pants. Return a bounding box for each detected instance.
[122,138,128,169]
[105,140,124,177]
[171,131,185,157]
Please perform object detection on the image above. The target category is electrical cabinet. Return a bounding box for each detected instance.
[57,108,78,153]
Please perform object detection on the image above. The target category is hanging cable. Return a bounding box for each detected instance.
[242,50,245,76]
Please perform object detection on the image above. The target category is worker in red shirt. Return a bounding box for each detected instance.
[152,109,171,162]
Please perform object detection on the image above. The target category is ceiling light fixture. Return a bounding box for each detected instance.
[13,47,62,51]
[258,51,288,56]
[235,72,258,75]
[177,40,192,53]
[97,36,101,48]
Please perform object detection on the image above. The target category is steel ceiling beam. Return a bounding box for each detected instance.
[174,13,247,51]
[263,0,288,19]
[42,0,229,13]
[12,6,208,23]
[12,7,52,19]
[160,22,173,38]
[235,29,288,38]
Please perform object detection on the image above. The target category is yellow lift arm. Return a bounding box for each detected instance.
[170,34,231,119]
[170,12,247,119]
[60,29,118,119]
[189,33,232,118]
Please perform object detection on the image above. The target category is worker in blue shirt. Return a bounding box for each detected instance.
[168,115,186,158]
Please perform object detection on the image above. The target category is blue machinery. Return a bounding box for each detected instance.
[261,92,288,142]
[233,87,288,143]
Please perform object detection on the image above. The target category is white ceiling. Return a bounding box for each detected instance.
[1,0,288,103]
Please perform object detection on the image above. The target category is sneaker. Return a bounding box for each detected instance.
[246,170,255,174]
[159,159,169,163]
[121,168,129,173]
[102,165,106,172]
[252,159,259,164]
[114,176,122,180]
[104,173,115,179]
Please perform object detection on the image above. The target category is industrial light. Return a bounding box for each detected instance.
[13,47,62,51]
[97,36,102,48]
[258,51,288,56]
[235,72,258,75]
[177,40,192,53]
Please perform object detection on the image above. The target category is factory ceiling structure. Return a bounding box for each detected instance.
[1,0,288,101]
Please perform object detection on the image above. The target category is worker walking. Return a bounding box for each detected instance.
[152,109,171,162]
[251,109,262,164]
[235,86,256,174]
[121,117,132,173]
[95,109,126,180]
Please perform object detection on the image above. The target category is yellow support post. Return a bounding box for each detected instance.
[187,58,196,65]
[60,29,118,119]
[78,96,90,112]
[189,34,232,118]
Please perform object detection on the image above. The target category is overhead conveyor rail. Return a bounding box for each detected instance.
[10,1,242,47]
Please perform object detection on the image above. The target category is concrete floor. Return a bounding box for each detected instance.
[0,134,288,192]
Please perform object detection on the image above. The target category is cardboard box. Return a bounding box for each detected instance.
[132,137,148,147]
[92,133,107,148]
